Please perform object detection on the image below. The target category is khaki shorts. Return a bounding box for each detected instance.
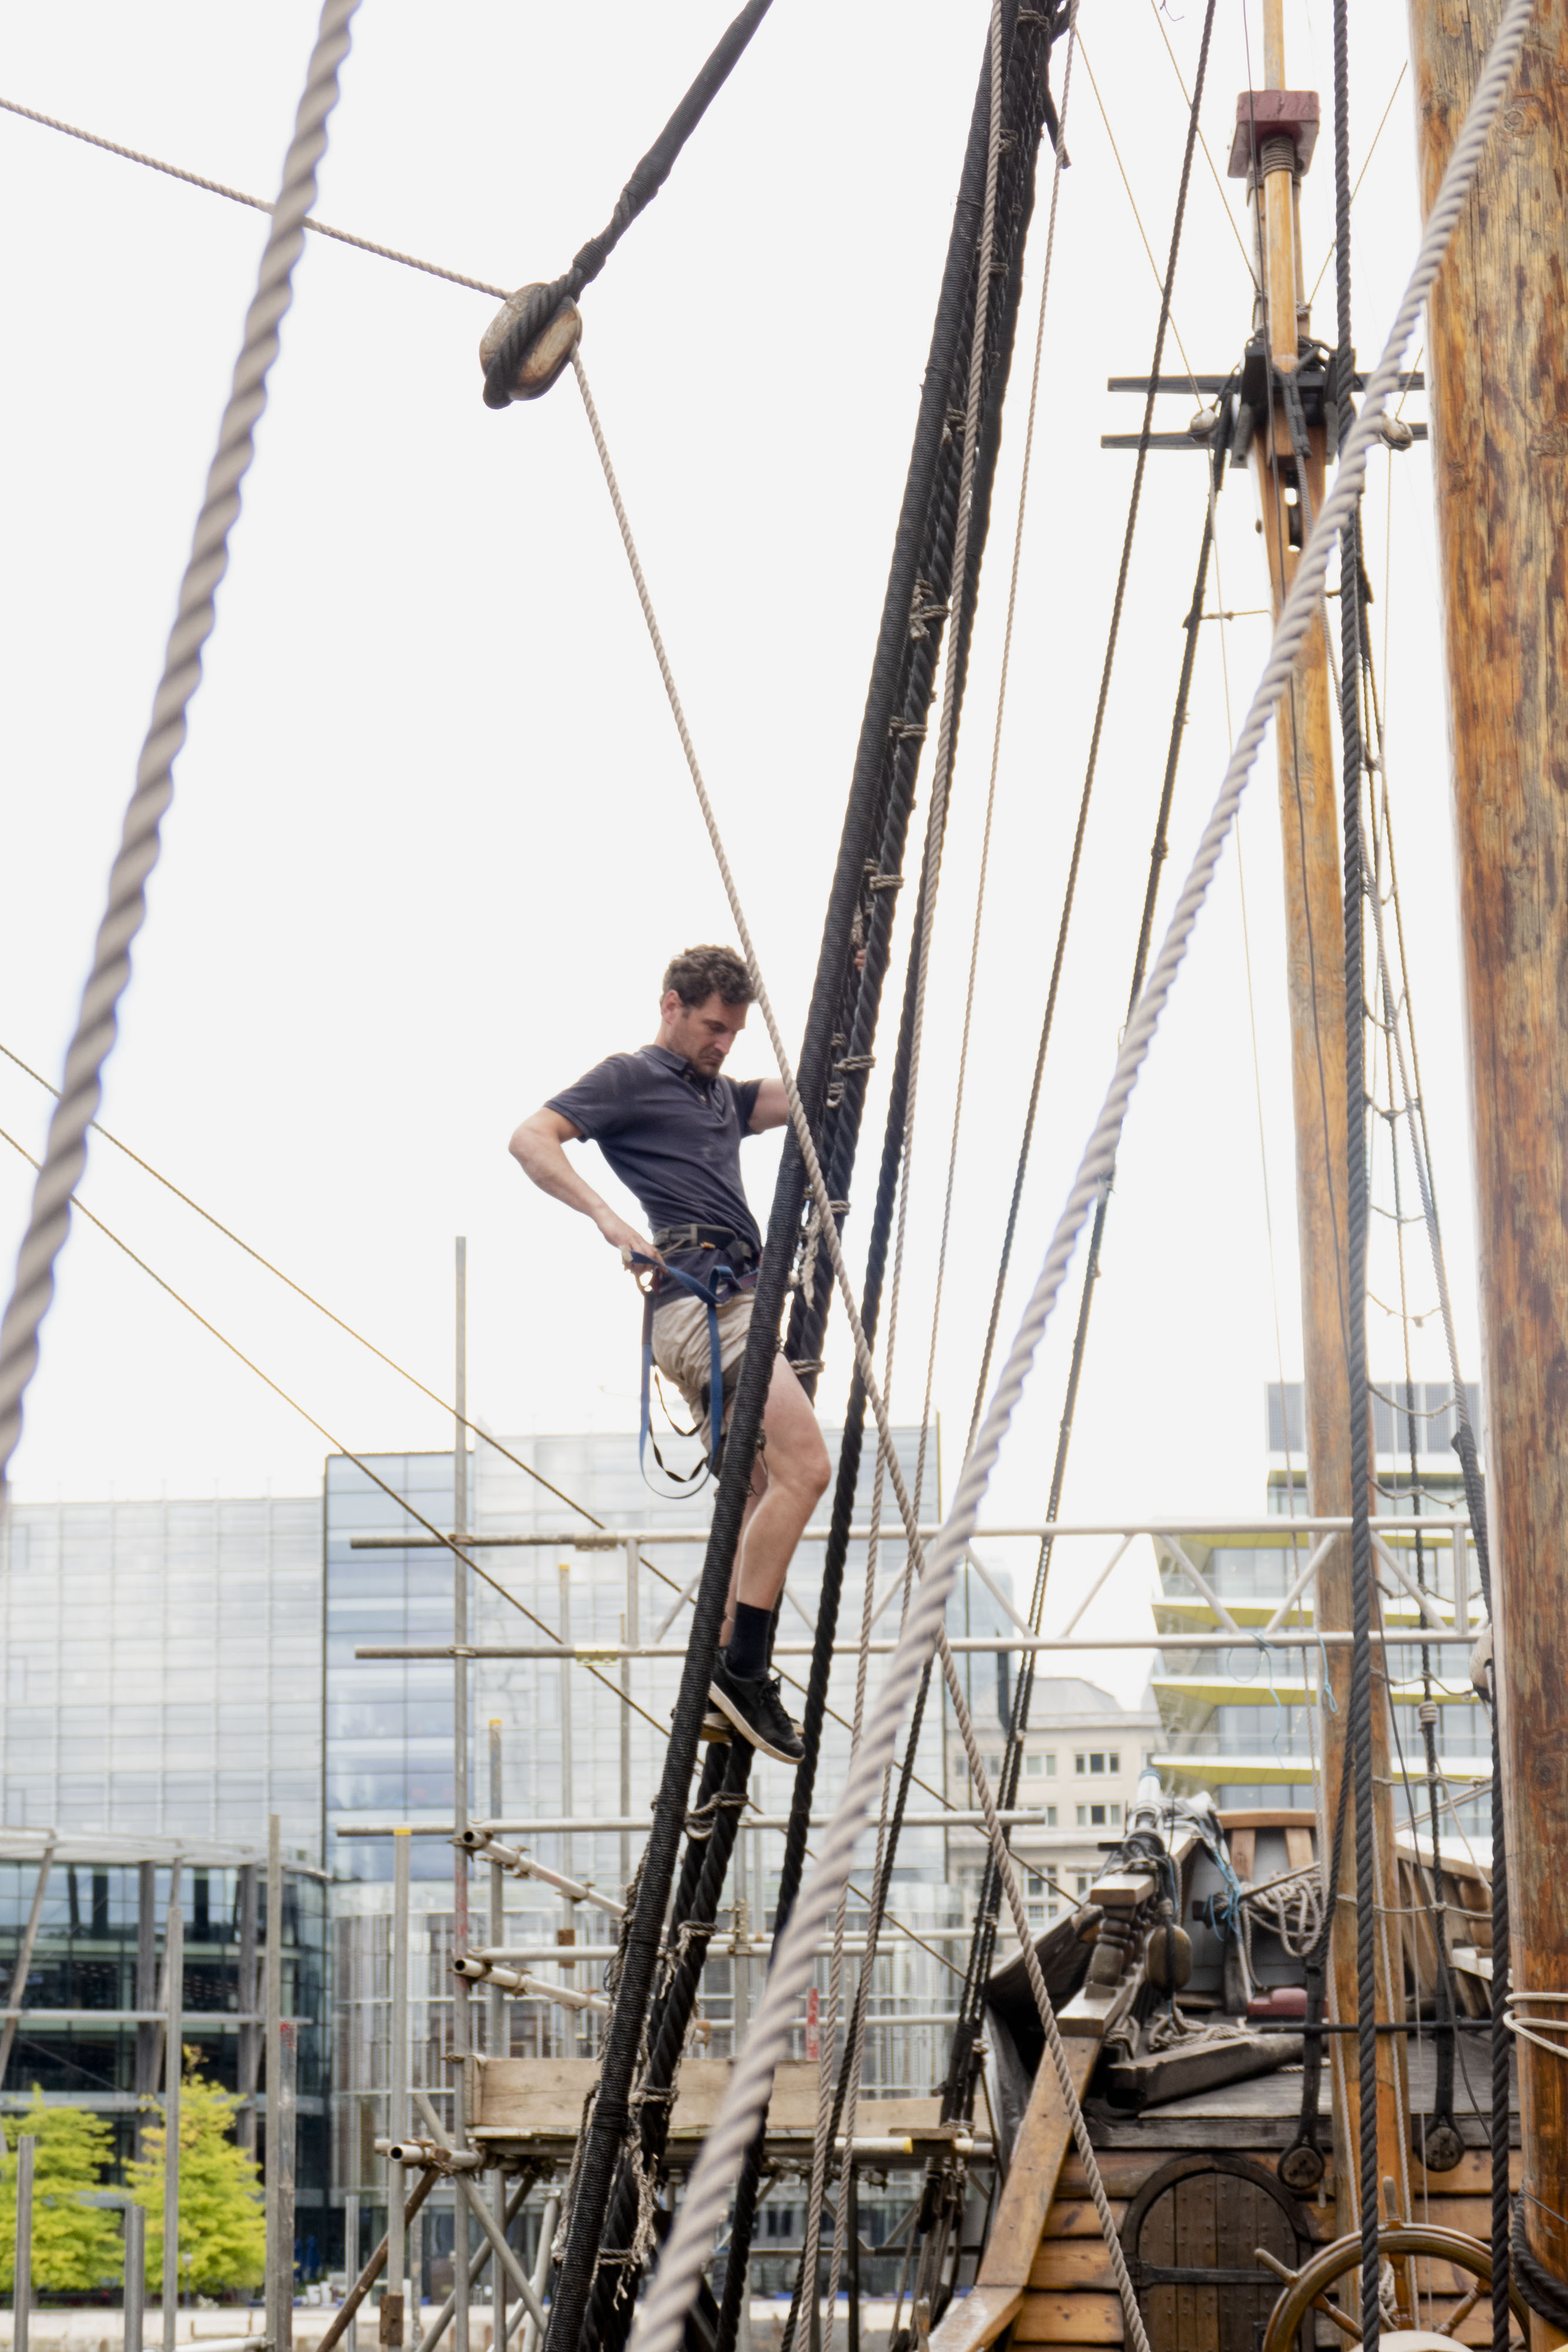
[651,1287,756,1423]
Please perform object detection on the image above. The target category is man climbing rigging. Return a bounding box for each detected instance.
[509,943,831,1766]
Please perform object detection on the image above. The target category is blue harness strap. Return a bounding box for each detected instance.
[633,1252,743,1489]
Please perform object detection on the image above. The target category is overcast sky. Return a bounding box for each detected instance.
[0,1,1476,1698]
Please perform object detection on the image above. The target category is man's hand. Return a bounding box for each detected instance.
[595,1209,663,1270]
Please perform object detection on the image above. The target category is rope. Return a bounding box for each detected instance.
[816,10,1088,2305]
[1330,0,1386,2323]
[909,6,1079,1536]
[629,15,1536,2338]
[0,0,362,1494]
[481,0,774,408]
[927,0,1221,2138]
[964,0,1216,1441]
[807,6,1078,2335]
[0,92,506,298]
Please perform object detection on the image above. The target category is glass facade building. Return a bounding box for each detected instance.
[1,1498,322,1857]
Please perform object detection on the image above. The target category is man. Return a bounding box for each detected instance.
[509,944,831,1765]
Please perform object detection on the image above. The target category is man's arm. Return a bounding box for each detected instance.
[509,1108,663,1265]
[748,1078,790,1132]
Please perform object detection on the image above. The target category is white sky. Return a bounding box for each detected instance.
[0,1,1480,1700]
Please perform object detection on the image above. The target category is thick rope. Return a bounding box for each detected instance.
[628,13,1536,2339]
[0,0,362,1492]
[0,92,504,298]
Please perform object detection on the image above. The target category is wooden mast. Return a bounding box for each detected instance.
[1245,0,1406,2234]
[1405,1,1568,2334]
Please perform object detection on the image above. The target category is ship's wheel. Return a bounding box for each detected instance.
[1256,2225,1529,2352]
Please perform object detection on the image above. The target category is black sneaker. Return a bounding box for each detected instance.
[709,1659,805,1765]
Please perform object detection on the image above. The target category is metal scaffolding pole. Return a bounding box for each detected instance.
[14,2132,34,2352]
[385,1826,410,2351]
[135,1857,157,2160]
[488,1725,507,2350]
[237,1862,259,2158]
[451,1237,470,2352]
[0,1838,54,2090]
[162,1885,183,2352]
[621,1539,638,1895]
[265,1816,296,2352]
[125,2201,146,2352]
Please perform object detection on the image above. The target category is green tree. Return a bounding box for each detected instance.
[128,2052,266,2296]
[0,2089,124,2293]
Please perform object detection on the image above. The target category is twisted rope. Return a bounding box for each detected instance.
[0,0,362,1490]
[628,9,1534,2340]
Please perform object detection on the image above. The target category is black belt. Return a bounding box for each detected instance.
[652,1224,758,1274]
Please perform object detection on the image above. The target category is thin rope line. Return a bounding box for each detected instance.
[1078,34,1202,394]
[0,1121,670,1742]
[912,12,1079,1512]
[0,0,363,1493]
[818,32,1084,2332]
[1142,0,1260,290]
[1308,64,1410,308]
[0,92,507,298]
[629,11,1534,2338]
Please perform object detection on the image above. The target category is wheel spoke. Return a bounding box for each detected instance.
[1446,2281,1485,2331]
[1312,2296,1363,2341]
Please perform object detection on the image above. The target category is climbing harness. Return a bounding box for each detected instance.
[631,1233,755,1494]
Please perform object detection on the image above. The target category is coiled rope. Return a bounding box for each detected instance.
[0,0,362,1493]
[628,9,1536,2341]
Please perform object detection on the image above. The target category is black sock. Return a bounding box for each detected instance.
[725,1601,771,1682]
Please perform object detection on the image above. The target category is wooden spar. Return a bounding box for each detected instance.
[1405,0,1568,2334]
[1246,0,1406,2238]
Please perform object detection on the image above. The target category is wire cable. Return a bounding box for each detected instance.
[0,91,507,298]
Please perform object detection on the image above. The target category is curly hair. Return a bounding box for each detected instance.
[661,944,754,1008]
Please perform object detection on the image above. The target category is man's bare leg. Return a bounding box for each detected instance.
[718,1355,830,1648]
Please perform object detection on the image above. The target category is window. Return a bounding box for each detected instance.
[1025,1753,1043,1777]
[1144,1748,1156,1767]
[1089,1803,1106,1826]
[1028,1872,1045,1896]
[1028,1901,1046,1925]
[1074,1873,1091,1896]
[1048,1899,1060,1918]
[1109,1803,1122,1825]
[1108,1751,1121,1773]
[1046,1752,1056,1775]
[1076,1804,1086,1826]
[1090,1751,1106,1774]
[1045,1805,1058,1827]
[1074,1752,1086,1774]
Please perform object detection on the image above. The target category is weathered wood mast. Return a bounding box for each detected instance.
[1406,0,1568,2334]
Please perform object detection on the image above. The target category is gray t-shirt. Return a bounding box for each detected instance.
[547,1044,763,1287]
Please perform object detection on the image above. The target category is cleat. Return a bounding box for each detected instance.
[708,1661,805,1765]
